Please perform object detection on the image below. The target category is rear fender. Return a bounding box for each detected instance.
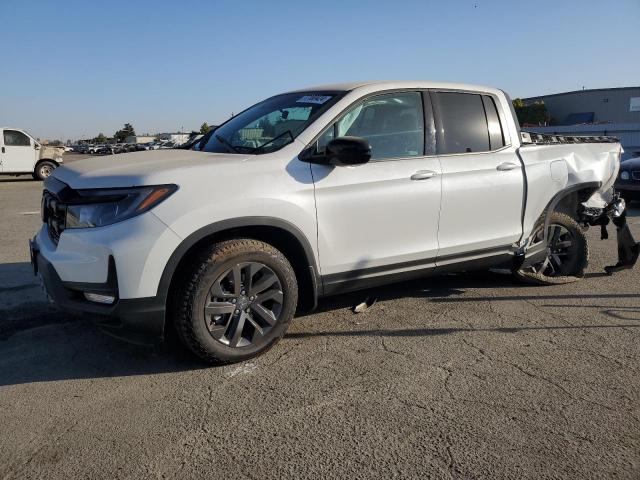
[542,182,601,243]
[513,182,600,272]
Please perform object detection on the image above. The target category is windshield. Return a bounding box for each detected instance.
[201,91,344,154]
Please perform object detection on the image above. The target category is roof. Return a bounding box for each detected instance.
[285,80,503,96]
[523,86,640,100]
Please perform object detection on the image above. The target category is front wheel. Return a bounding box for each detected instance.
[515,211,589,285]
[173,239,298,364]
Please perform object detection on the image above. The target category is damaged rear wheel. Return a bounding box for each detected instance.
[515,211,589,285]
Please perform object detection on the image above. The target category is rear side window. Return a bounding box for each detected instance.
[432,92,490,154]
[3,129,31,147]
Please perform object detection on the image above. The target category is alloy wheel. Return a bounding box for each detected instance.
[204,262,284,347]
[527,223,578,276]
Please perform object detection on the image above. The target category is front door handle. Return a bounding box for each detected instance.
[1,147,4,154]
[497,162,519,171]
[410,170,437,180]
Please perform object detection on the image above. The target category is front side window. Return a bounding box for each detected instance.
[433,92,490,154]
[202,92,343,155]
[333,91,425,160]
[3,130,31,147]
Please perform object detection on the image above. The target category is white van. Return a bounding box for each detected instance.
[0,128,63,180]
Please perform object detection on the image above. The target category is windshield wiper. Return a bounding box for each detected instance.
[215,134,240,154]
[250,130,294,154]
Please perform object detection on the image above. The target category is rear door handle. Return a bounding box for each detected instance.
[410,170,437,180]
[497,162,519,171]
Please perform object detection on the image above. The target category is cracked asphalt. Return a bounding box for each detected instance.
[1,159,639,479]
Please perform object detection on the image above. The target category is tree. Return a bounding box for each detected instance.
[512,99,550,126]
[114,123,136,142]
[95,133,107,143]
[200,122,212,134]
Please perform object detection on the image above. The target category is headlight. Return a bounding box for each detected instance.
[65,184,177,228]
[620,171,630,180]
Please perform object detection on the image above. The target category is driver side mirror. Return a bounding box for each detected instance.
[34,144,40,150]
[301,136,371,166]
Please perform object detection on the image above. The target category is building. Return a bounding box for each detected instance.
[125,135,156,144]
[158,132,190,145]
[523,86,640,160]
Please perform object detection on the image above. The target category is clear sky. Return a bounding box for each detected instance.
[1,0,638,141]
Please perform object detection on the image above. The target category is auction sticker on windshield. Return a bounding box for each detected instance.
[296,95,333,104]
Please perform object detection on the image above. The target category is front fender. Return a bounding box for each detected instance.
[155,216,319,307]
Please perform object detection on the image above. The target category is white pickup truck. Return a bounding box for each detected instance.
[0,127,63,180]
[29,81,639,364]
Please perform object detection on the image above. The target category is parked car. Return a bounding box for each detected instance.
[30,81,639,364]
[135,142,159,151]
[92,145,111,154]
[615,157,640,203]
[107,144,127,154]
[0,128,64,180]
[119,144,135,153]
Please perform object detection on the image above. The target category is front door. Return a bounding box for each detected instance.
[2,129,37,173]
[309,91,442,293]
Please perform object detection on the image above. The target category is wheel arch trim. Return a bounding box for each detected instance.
[157,216,320,308]
[35,158,61,168]
[541,181,601,243]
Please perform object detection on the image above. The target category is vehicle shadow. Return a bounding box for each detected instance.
[1,263,638,386]
[0,177,37,183]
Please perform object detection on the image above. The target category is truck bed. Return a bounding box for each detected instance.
[520,131,619,145]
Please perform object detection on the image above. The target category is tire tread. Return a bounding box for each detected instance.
[173,239,297,364]
[516,211,589,285]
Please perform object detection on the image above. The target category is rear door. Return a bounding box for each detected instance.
[309,90,443,293]
[2,129,37,173]
[432,91,524,264]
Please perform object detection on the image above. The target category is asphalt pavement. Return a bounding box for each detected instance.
[0,155,639,479]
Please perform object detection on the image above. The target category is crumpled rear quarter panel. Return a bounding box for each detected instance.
[519,142,622,239]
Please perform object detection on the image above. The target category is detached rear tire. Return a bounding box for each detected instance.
[174,239,298,364]
[515,211,589,285]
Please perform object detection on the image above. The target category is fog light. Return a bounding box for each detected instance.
[84,292,116,304]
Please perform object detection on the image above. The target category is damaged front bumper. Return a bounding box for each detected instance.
[583,195,640,274]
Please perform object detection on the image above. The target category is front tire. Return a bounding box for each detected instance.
[515,211,589,285]
[33,161,56,180]
[174,239,298,364]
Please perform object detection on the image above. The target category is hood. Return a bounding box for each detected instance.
[620,157,640,170]
[52,150,251,188]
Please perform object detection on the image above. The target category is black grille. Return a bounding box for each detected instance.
[632,171,640,181]
[42,191,66,244]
